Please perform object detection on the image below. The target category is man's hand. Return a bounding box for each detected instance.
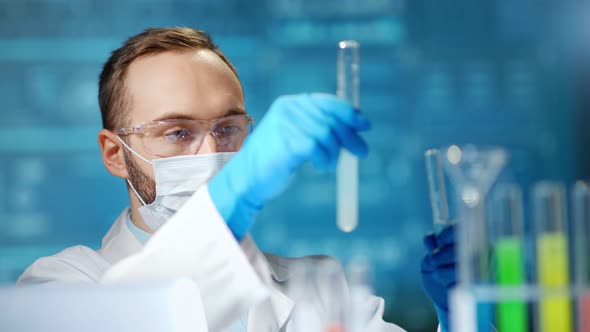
[209,93,371,240]
[421,225,457,332]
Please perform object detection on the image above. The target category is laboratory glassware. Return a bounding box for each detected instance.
[489,184,528,332]
[425,148,451,229]
[533,181,572,332]
[336,40,360,233]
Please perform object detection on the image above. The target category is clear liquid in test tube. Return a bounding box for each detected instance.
[424,149,450,228]
[337,40,360,233]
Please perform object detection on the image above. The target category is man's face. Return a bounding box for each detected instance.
[122,50,245,204]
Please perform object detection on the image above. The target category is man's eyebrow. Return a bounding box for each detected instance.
[223,108,247,116]
[151,108,247,122]
[152,112,195,122]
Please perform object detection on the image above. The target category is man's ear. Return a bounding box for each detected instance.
[98,129,129,179]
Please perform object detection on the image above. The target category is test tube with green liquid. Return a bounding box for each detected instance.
[490,184,528,332]
[533,182,572,332]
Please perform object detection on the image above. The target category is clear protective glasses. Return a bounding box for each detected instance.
[115,114,254,158]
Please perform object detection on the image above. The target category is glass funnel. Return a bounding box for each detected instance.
[442,144,509,287]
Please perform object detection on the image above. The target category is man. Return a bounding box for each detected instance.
[18,27,455,332]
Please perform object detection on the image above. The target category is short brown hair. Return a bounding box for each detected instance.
[98,27,239,130]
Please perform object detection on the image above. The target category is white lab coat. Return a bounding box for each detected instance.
[18,185,406,332]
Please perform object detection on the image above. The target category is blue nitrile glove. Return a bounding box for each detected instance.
[421,225,457,332]
[208,93,371,240]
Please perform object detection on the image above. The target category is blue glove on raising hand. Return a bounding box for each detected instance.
[209,93,371,240]
[421,225,457,332]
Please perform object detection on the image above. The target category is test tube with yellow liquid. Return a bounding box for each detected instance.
[533,182,572,332]
[490,184,527,332]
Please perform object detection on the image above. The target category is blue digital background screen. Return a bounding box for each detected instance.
[0,1,588,331]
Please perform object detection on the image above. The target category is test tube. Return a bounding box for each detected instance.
[425,149,451,228]
[533,181,572,332]
[572,181,590,332]
[490,184,528,332]
[573,181,590,286]
[336,40,360,233]
[455,182,494,332]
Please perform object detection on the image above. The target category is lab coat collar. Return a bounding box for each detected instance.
[263,252,290,283]
[97,208,143,265]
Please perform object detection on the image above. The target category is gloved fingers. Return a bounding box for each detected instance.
[311,130,341,172]
[434,305,451,325]
[288,104,343,171]
[424,232,438,251]
[421,253,436,273]
[276,99,330,161]
[309,143,332,172]
[323,129,341,171]
[299,96,359,165]
[330,122,369,158]
[436,224,456,248]
[430,244,456,267]
[447,280,457,289]
[433,266,457,288]
[307,93,371,131]
[296,96,367,162]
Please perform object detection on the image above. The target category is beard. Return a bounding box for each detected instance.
[123,148,156,205]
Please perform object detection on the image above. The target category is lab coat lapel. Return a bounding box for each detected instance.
[98,212,296,331]
[247,287,293,332]
[241,236,294,332]
[97,208,143,265]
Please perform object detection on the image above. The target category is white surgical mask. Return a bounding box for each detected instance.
[118,137,235,231]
